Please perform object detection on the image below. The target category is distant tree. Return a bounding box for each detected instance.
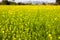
[56,0,60,4]
[9,0,16,5]
[42,2,46,5]
[18,2,25,5]
[2,0,7,2]
[2,0,9,5]
[8,0,15,5]
[0,2,3,5]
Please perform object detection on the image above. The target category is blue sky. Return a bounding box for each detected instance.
[0,0,56,3]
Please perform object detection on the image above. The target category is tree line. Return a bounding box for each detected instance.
[0,0,60,5]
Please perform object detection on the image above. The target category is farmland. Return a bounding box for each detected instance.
[0,5,60,40]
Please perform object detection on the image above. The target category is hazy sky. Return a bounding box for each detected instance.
[0,0,2,2]
[0,0,56,3]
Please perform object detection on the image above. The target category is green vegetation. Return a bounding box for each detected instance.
[0,5,60,40]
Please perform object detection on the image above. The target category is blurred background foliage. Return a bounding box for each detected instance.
[0,0,60,5]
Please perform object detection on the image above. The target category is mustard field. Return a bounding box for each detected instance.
[0,5,60,40]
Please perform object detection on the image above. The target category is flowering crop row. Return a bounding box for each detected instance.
[0,5,60,40]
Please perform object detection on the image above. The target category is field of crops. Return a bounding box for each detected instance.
[0,5,60,40]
